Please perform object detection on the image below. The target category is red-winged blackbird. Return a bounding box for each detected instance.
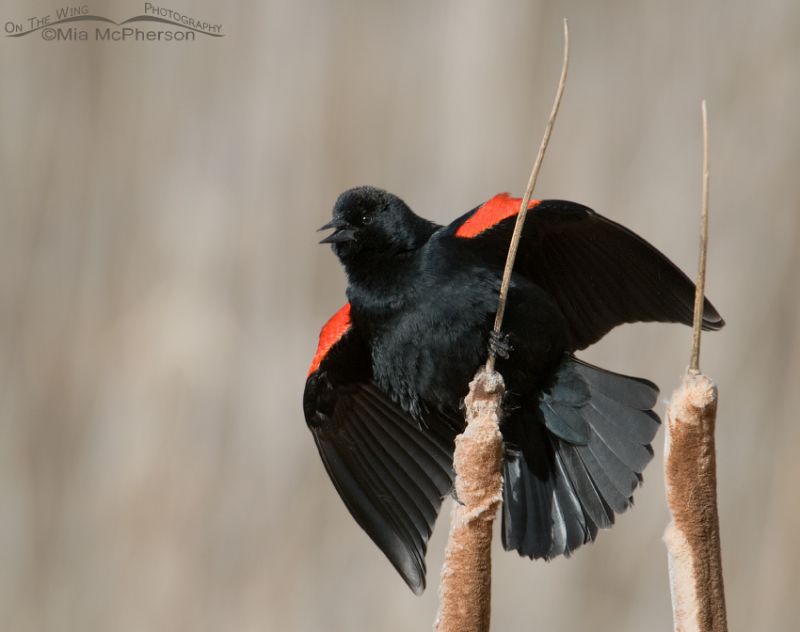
[305,186,723,594]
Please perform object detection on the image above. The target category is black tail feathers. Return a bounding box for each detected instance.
[501,356,660,559]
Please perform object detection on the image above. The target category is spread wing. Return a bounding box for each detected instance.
[303,303,456,594]
[446,193,724,350]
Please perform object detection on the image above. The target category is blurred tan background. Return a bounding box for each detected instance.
[1,1,798,630]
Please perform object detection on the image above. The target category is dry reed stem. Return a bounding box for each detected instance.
[690,100,710,374]
[486,19,570,374]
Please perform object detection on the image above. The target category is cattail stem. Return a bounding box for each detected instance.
[663,100,727,632]
[689,100,710,375]
[486,19,570,374]
[436,21,570,632]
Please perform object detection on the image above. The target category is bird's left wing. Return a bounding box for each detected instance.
[445,193,724,350]
[303,303,456,594]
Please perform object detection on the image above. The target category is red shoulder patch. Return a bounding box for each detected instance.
[307,303,352,376]
[455,193,540,238]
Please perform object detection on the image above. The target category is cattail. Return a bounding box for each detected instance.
[663,100,728,632]
[664,374,727,632]
[435,22,569,632]
[434,370,505,632]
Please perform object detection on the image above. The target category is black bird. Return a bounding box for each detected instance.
[304,186,723,594]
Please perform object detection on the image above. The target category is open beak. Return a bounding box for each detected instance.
[318,219,356,244]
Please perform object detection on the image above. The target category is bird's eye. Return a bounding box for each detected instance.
[361,214,372,225]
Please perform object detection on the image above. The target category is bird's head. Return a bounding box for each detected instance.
[319,186,434,270]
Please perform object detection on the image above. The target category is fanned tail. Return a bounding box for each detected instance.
[502,356,660,559]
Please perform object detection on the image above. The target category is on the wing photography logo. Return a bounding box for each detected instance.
[4,3,224,42]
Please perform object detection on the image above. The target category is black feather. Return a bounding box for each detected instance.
[305,336,456,594]
[501,357,660,558]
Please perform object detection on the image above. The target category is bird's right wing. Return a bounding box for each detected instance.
[303,303,456,594]
[446,194,724,350]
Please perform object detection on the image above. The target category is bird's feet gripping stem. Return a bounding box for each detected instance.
[489,330,513,360]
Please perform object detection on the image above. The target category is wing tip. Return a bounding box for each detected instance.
[702,315,725,331]
[386,546,427,594]
[701,298,725,331]
[407,572,426,595]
